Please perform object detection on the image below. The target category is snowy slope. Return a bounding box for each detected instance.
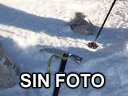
[0,0,128,96]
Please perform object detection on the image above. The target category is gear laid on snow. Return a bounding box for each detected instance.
[0,44,19,89]
[40,48,83,96]
[87,42,99,49]
[69,12,93,35]
[94,0,117,42]
[53,53,68,96]
[88,0,117,49]
[40,48,83,64]
[40,48,83,73]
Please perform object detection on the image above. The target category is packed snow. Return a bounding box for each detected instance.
[0,0,128,96]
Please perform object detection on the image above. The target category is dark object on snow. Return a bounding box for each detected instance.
[87,42,99,49]
[53,54,68,96]
[88,0,117,49]
[69,12,93,34]
[94,0,117,41]
[40,48,83,96]
[40,48,83,64]
[40,48,83,73]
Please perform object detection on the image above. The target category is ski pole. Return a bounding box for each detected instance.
[88,0,117,49]
[94,0,117,41]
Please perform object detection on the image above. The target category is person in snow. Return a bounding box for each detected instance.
[69,12,93,34]
[0,44,19,89]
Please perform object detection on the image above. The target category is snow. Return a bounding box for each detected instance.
[0,0,128,96]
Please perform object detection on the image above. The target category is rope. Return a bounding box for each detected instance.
[94,0,117,41]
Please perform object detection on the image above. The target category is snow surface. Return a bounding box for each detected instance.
[0,0,128,96]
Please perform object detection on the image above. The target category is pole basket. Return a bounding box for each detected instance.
[87,42,99,49]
